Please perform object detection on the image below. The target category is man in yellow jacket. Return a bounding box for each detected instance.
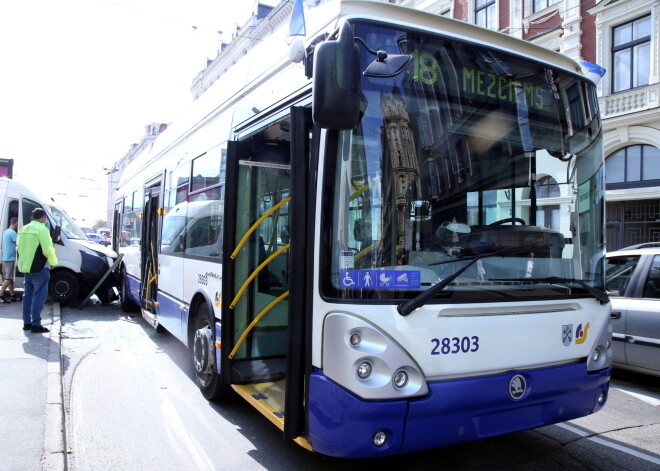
[17,208,58,333]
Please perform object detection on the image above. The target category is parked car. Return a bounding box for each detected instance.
[86,233,105,245]
[605,245,660,377]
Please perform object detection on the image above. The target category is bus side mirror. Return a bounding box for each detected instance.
[312,22,361,130]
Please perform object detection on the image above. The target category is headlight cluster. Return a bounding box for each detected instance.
[587,317,612,372]
[323,312,428,400]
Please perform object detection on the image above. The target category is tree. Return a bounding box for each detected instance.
[94,219,108,232]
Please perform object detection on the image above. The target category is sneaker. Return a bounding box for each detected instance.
[31,325,50,333]
[0,297,9,304]
[22,324,32,330]
[11,294,22,302]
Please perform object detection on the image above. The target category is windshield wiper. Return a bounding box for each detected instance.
[397,247,531,316]
[493,276,609,304]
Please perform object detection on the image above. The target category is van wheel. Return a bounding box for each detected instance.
[119,267,138,312]
[192,303,230,400]
[49,271,81,305]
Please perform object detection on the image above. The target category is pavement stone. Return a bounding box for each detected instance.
[0,297,65,471]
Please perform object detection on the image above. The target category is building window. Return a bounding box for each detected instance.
[535,176,560,229]
[606,145,660,188]
[534,0,560,13]
[476,0,496,30]
[612,15,651,93]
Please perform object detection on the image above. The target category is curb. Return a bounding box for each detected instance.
[43,302,66,471]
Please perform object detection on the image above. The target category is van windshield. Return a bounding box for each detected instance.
[43,204,87,240]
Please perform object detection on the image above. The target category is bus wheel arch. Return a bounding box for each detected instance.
[190,296,229,400]
[49,269,81,306]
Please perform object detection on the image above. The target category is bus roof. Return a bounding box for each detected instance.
[338,0,582,74]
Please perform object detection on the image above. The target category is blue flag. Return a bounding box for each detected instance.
[578,61,606,84]
[289,0,306,37]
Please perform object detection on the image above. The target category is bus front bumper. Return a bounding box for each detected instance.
[307,363,610,458]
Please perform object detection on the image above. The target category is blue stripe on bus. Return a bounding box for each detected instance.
[125,273,141,305]
[307,364,610,458]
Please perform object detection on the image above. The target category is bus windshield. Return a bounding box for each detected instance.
[324,22,605,303]
[43,204,87,240]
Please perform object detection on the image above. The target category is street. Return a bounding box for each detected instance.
[60,302,660,471]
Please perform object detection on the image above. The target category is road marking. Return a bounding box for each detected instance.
[556,423,660,466]
[612,384,660,407]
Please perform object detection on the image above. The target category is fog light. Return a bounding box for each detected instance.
[373,431,387,447]
[598,391,606,405]
[357,361,372,379]
[592,347,601,362]
[393,369,408,388]
[350,332,361,346]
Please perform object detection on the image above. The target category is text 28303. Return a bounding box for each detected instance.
[431,336,479,355]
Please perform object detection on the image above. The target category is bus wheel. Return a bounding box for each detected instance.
[192,303,229,400]
[49,271,80,306]
[119,267,138,312]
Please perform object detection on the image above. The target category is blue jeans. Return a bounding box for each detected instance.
[22,267,50,327]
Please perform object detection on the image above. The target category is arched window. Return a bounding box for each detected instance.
[606,145,660,189]
[535,176,560,230]
[535,175,560,198]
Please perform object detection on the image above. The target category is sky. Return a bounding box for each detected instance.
[0,0,278,228]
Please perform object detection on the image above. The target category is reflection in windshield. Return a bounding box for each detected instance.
[324,23,604,302]
[43,204,87,240]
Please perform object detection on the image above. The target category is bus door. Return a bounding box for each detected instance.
[222,107,313,442]
[140,180,162,324]
[112,200,122,252]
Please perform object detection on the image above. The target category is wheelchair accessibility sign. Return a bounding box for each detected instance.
[340,270,421,289]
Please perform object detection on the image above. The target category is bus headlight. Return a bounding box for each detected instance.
[587,318,612,372]
[357,361,373,379]
[323,312,428,400]
[393,369,408,388]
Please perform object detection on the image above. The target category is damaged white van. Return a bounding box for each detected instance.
[0,178,118,305]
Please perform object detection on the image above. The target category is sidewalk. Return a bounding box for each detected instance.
[0,298,65,471]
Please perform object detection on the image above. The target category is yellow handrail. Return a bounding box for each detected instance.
[230,197,291,260]
[355,241,380,262]
[228,291,289,359]
[349,183,369,202]
[229,243,290,309]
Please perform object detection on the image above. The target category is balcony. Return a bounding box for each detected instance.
[600,83,660,119]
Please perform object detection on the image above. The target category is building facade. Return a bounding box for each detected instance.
[105,122,168,225]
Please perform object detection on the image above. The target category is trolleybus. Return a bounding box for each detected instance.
[113,0,611,458]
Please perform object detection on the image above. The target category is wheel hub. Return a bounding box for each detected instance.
[193,326,214,376]
[53,279,71,297]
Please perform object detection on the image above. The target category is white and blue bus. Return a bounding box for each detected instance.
[113,0,611,458]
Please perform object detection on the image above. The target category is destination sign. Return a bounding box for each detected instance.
[462,68,547,111]
[407,50,549,111]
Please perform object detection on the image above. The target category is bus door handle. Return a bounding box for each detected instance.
[610,311,621,319]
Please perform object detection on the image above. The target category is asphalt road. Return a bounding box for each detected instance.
[59,301,660,471]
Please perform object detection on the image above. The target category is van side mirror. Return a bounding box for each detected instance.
[51,225,61,242]
[312,22,361,130]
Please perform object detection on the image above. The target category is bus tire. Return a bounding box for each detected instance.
[192,303,230,401]
[49,270,81,306]
[119,267,138,313]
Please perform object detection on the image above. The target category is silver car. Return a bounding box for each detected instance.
[605,245,660,377]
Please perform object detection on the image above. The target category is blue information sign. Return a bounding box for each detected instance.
[340,270,421,289]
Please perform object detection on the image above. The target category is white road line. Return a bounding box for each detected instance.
[612,385,660,407]
[556,423,660,466]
